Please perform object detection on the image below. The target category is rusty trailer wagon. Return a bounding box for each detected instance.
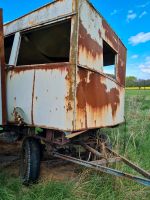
[0,0,150,186]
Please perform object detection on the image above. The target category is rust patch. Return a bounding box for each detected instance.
[65,66,75,112]
[65,68,74,102]
[98,29,101,38]
[76,68,120,117]
[102,19,118,51]
[7,63,69,75]
[75,67,88,133]
[9,71,13,80]
[31,70,36,125]
[12,108,24,125]
[76,70,88,109]
[66,102,72,112]
[117,42,126,86]
[78,20,102,59]
[28,20,35,26]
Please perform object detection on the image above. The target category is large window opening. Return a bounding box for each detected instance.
[4,34,15,64]
[103,40,117,79]
[17,19,71,66]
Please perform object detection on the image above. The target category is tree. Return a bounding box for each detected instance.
[125,76,150,87]
[126,76,137,87]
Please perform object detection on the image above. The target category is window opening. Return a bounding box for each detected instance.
[4,34,15,64]
[103,40,117,79]
[17,19,71,66]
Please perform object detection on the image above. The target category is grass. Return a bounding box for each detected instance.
[0,89,150,200]
[126,87,150,90]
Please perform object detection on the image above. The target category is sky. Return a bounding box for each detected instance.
[0,0,150,80]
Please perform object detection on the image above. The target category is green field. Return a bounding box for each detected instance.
[0,90,150,200]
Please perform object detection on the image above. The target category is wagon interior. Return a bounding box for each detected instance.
[5,20,71,65]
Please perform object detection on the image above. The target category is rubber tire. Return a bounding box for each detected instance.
[20,138,41,185]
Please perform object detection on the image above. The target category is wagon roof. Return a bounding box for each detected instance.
[3,0,126,49]
[4,0,58,27]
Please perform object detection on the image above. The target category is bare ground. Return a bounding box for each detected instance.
[0,141,78,182]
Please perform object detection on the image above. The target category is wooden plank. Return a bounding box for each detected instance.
[90,157,121,165]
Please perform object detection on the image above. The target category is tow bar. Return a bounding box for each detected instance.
[53,143,150,186]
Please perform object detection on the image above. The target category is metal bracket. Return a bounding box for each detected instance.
[9,32,21,66]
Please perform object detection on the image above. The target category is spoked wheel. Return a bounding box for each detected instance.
[96,133,112,152]
[80,131,112,162]
[20,138,41,185]
[93,133,112,160]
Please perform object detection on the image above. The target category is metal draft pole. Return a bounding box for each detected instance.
[53,152,150,187]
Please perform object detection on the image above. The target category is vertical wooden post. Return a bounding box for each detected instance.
[0,9,6,125]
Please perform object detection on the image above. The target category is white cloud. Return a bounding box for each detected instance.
[137,1,150,8]
[110,9,117,16]
[110,9,122,16]
[127,10,137,22]
[128,32,150,45]
[139,11,147,18]
[128,10,133,14]
[145,56,150,62]
[139,57,150,74]
[131,54,139,59]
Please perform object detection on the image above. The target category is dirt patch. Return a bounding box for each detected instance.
[0,141,78,181]
[40,161,78,182]
[0,141,21,155]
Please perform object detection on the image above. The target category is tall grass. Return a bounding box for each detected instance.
[0,90,150,200]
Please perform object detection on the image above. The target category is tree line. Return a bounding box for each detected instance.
[126,76,150,87]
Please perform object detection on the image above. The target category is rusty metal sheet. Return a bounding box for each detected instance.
[101,19,126,86]
[0,9,6,125]
[4,0,74,36]
[117,40,127,86]
[4,0,126,132]
[6,69,34,124]
[101,19,119,52]
[78,0,126,86]
[75,67,125,130]
[78,0,103,71]
[6,64,75,131]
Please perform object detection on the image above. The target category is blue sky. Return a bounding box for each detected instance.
[0,0,150,80]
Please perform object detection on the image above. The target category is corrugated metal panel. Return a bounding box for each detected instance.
[4,0,73,36]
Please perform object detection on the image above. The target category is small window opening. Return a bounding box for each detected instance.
[4,35,15,64]
[17,20,71,66]
[103,40,117,79]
